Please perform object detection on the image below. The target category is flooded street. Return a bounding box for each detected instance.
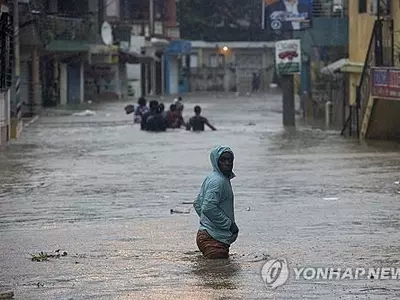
[1,92,400,299]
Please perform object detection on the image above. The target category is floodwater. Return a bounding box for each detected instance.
[1,92,400,300]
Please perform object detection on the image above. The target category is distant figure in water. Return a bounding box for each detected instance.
[141,100,158,130]
[186,105,216,131]
[134,97,149,123]
[194,146,238,259]
[166,103,186,128]
[146,103,167,132]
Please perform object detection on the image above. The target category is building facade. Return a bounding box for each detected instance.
[189,41,275,94]
[337,0,400,140]
[293,0,349,125]
[0,1,14,148]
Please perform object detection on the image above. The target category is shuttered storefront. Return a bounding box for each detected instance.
[235,53,263,93]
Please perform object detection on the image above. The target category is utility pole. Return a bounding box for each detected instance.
[281,31,295,127]
[11,0,21,138]
[374,0,383,66]
[149,0,154,37]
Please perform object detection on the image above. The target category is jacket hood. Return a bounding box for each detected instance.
[210,146,236,179]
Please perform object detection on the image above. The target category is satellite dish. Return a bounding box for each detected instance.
[101,21,113,45]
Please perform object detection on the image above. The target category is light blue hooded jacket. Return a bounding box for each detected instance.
[194,146,238,246]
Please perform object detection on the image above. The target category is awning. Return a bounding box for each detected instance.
[119,50,160,64]
[320,58,364,75]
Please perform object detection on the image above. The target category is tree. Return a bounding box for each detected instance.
[178,0,272,41]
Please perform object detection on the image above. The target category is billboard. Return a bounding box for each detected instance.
[371,67,400,100]
[263,0,313,32]
[275,39,301,75]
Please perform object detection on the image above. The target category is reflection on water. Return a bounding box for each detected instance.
[191,256,241,291]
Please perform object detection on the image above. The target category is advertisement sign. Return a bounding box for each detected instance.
[263,0,313,31]
[275,39,301,75]
[371,67,400,100]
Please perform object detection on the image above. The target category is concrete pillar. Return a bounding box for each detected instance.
[80,62,84,103]
[145,63,149,95]
[119,63,127,98]
[52,57,59,104]
[325,101,333,127]
[60,63,67,105]
[88,0,99,43]
[151,60,156,95]
[0,91,9,148]
[223,59,229,92]
[161,55,165,95]
[10,0,22,139]
[198,49,203,66]
[31,47,41,114]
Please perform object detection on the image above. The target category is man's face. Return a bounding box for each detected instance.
[218,152,234,177]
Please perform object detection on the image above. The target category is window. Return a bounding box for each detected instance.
[209,54,225,67]
[190,54,198,68]
[358,0,367,13]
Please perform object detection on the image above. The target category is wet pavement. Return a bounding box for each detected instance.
[1,92,400,299]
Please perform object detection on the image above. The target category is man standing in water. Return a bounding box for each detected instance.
[186,106,216,132]
[194,146,239,259]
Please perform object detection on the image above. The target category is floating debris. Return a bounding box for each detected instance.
[246,207,251,211]
[0,291,14,299]
[31,250,68,262]
[181,201,194,205]
[323,197,339,201]
[170,209,190,214]
[73,110,96,117]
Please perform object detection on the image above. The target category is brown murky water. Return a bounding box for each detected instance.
[1,92,400,299]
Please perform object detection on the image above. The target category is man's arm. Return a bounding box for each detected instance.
[186,117,192,131]
[201,179,232,230]
[204,118,216,131]
[193,193,202,216]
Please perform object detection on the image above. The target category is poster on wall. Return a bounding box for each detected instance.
[262,0,313,31]
[275,39,301,75]
[371,67,400,100]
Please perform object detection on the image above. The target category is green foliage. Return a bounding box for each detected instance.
[31,250,68,262]
[178,0,272,41]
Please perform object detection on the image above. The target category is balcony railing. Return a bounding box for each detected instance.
[37,14,93,43]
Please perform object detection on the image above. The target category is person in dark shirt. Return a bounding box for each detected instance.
[186,105,216,132]
[146,103,167,132]
[141,100,159,130]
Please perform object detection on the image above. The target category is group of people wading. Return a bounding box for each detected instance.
[131,97,217,132]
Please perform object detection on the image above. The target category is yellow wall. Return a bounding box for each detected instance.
[393,2,400,68]
[347,0,400,105]
[348,0,375,64]
[347,0,374,105]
